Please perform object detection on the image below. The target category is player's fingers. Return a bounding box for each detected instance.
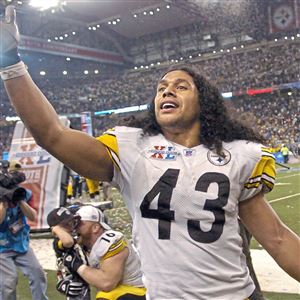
[5,5,16,24]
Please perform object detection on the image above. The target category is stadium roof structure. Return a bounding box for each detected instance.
[12,0,208,39]
[0,0,268,66]
[3,0,264,40]
[56,0,207,39]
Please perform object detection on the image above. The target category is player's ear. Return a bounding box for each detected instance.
[5,6,16,24]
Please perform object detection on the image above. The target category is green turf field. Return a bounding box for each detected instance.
[16,269,300,300]
[251,162,300,249]
[16,162,300,299]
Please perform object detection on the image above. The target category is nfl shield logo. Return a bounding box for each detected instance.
[183,149,195,157]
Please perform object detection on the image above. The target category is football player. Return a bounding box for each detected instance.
[1,6,299,299]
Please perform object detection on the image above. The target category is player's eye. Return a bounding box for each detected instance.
[157,86,166,92]
[177,85,187,90]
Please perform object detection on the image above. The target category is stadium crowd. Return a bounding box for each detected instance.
[1,40,299,156]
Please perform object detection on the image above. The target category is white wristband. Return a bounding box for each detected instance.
[0,61,28,81]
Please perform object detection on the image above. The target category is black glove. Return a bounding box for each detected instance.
[0,6,20,68]
[63,247,87,273]
[56,275,87,297]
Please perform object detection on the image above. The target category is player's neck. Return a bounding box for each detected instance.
[162,124,201,148]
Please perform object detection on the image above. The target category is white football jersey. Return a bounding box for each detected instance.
[89,229,144,287]
[97,126,276,300]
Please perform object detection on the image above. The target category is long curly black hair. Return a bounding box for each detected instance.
[123,64,265,156]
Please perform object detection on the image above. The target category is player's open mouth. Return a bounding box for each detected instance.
[160,101,179,110]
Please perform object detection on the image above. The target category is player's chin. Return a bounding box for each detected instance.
[157,113,180,127]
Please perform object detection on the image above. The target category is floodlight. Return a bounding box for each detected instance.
[29,0,60,11]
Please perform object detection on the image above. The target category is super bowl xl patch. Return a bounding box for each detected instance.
[148,146,180,160]
[207,149,231,166]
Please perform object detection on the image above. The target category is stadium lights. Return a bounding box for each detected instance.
[29,0,60,11]
[40,71,46,76]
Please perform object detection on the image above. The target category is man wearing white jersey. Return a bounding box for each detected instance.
[1,6,299,299]
[63,205,146,299]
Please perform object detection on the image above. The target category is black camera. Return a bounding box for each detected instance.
[0,160,27,204]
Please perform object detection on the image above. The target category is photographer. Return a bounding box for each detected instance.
[0,161,48,300]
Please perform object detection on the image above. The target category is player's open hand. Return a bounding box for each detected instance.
[0,5,20,67]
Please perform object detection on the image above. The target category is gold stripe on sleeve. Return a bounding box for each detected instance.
[97,133,121,171]
[101,239,128,261]
[244,147,276,191]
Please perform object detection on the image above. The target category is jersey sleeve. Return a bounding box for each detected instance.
[97,128,121,171]
[88,230,127,268]
[239,145,276,201]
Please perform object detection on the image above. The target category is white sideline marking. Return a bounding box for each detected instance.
[275,182,291,185]
[269,193,300,203]
[277,173,300,180]
[251,249,300,294]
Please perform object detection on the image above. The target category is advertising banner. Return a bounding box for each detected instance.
[8,117,70,230]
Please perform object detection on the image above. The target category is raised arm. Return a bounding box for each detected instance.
[239,192,300,281]
[51,225,74,249]
[19,199,37,222]
[0,6,113,181]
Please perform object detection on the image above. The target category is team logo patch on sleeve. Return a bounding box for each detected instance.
[207,149,231,166]
[148,146,180,160]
